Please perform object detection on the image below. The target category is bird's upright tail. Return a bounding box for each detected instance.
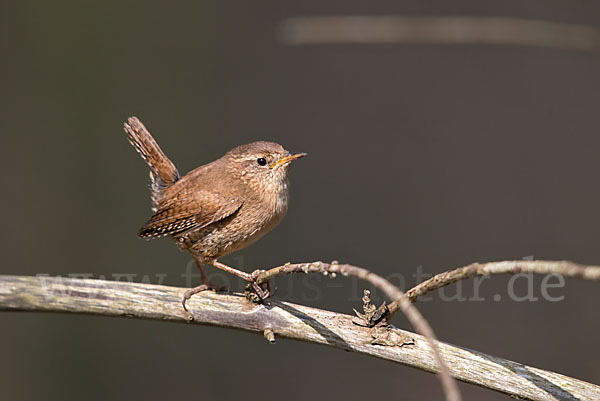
[124,116,180,209]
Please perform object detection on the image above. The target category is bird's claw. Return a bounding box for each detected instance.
[245,269,272,303]
[181,282,227,321]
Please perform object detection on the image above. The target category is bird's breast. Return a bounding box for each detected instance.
[223,185,289,252]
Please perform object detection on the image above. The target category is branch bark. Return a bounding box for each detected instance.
[1,274,598,401]
[254,261,458,400]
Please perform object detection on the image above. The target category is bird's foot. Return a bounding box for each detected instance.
[245,269,273,303]
[181,281,228,321]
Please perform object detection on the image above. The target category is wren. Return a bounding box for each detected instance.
[124,117,305,312]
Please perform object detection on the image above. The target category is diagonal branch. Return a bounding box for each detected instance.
[386,260,600,319]
[1,274,598,401]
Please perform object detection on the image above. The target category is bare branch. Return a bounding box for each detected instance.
[387,260,600,318]
[1,274,598,400]
[279,16,600,53]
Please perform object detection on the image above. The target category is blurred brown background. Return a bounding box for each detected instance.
[1,1,600,400]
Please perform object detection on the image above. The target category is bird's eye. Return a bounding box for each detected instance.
[256,158,267,166]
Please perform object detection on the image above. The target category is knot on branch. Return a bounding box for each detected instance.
[263,328,276,344]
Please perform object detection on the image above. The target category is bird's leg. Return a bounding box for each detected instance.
[181,258,227,319]
[182,260,272,319]
[212,260,253,280]
[197,262,228,291]
[212,261,272,302]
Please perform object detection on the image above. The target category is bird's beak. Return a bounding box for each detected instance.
[270,152,307,169]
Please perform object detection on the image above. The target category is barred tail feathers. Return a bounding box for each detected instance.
[124,116,180,208]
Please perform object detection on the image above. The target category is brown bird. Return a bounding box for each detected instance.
[124,117,306,312]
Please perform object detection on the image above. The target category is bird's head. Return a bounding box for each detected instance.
[224,141,306,194]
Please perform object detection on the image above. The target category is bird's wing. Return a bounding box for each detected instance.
[138,192,243,239]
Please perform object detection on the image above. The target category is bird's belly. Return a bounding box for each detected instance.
[175,204,286,263]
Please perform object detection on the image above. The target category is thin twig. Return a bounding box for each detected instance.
[387,260,600,318]
[253,261,459,401]
[1,275,598,401]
